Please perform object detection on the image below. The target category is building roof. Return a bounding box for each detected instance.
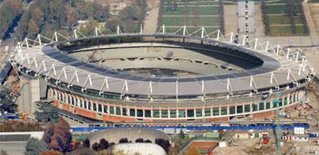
[12,32,313,99]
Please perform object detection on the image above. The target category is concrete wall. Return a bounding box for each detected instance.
[0,131,44,140]
[17,79,40,118]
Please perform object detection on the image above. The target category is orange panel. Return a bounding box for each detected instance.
[52,100,59,106]
[102,115,137,123]
[62,104,70,111]
[74,107,97,119]
[205,117,229,122]
[252,110,274,118]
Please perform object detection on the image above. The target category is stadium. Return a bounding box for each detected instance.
[10,26,315,124]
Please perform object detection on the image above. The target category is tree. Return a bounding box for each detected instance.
[42,118,73,153]
[118,138,128,143]
[98,138,109,150]
[34,101,60,123]
[82,139,90,148]
[179,129,185,139]
[155,138,170,153]
[25,138,49,155]
[135,138,144,143]
[0,0,23,39]
[144,139,152,143]
[0,88,17,113]
[92,142,99,152]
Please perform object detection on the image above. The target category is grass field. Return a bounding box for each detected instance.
[161,6,220,16]
[161,17,220,26]
[263,0,309,36]
[162,0,219,5]
[159,0,223,33]
[269,25,308,36]
[268,15,303,25]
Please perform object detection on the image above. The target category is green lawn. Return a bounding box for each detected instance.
[161,17,192,26]
[270,26,292,36]
[295,25,308,35]
[266,5,286,14]
[161,17,220,26]
[162,6,220,15]
[268,15,304,25]
[269,25,308,36]
[265,4,302,14]
[160,0,223,33]
[268,16,291,24]
[163,0,219,5]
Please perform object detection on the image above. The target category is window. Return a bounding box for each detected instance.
[259,102,264,110]
[103,105,108,113]
[145,110,151,117]
[80,100,83,108]
[110,106,114,114]
[153,110,160,118]
[279,98,283,107]
[187,109,194,118]
[67,96,70,104]
[98,104,102,112]
[204,108,211,117]
[237,105,243,114]
[244,105,250,113]
[252,104,258,111]
[230,106,235,114]
[75,98,78,106]
[170,110,177,118]
[273,98,282,108]
[221,107,227,115]
[88,102,92,110]
[93,103,97,111]
[178,110,186,118]
[130,109,135,117]
[284,97,288,105]
[137,109,143,117]
[290,94,295,103]
[266,101,271,109]
[196,109,202,118]
[213,108,219,116]
[71,97,74,105]
[116,107,121,115]
[122,108,127,116]
[84,101,87,109]
[161,110,168,118]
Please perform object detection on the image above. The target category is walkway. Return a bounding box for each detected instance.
[143,0,160,34]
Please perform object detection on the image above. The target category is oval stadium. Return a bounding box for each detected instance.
[10,27,315,124]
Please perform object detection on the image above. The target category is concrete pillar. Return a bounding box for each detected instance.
[17,79,40,118]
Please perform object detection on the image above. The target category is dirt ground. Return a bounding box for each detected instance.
[304,50,319,77]
[223,5,237,34]
[255,4,265,38]
[309,3,319,34]
[213,139,276,155]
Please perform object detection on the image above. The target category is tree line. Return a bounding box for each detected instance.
[0,0,147,41]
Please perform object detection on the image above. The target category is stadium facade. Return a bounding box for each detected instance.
[11,27,315,124]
